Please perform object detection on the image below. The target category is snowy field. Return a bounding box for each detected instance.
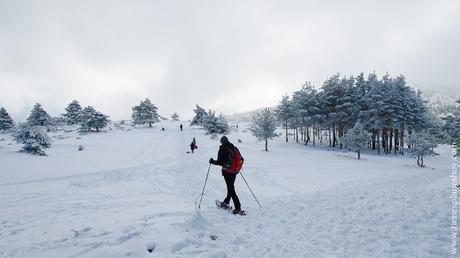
[0,121,453,257]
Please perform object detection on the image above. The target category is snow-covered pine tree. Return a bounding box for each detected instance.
[0,107,14,131]
[405,132,438,167]
[27,103,52,127]
[190,105,207,126]
[341,121,369,159]
[80,106,109,133]
[62,100,82,125]
[131,98,159,127]
[250,108,279,151]
[203,110,229,134]
[171,112,179,121]
[14,124,51,155]
[275,95,293,142]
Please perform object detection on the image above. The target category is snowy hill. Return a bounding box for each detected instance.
[0,121,453,257]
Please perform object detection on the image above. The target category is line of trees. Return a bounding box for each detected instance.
[274,72,460,165]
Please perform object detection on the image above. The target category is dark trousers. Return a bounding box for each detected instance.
[223,172,241,210]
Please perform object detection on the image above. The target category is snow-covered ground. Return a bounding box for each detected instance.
[0,121,454,257]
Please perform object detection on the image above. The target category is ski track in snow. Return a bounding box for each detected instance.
[0,122,453,257]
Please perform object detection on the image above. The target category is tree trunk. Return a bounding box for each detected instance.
[371,128,376,150]
[285,120,288,142]
[381,128,386,154]
[357,150,361,159]
[96,127,99,133]
[313,125,316,146]
[394,129,399,154]
[296,126,299,143]
[400,129,405,155]
[389,128,393,152]
[149,123,152,127]
[265,139,268,151]
[332,123,336,148]
[376,130,380,155]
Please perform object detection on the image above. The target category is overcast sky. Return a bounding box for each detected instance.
[0,0,459,121]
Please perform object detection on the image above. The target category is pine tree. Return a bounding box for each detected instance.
[250,108,279,151]
[190,105,207,126]
[171,112,179,121]
[275,95,293,142]
[0,107,14,130]
[62,100,82,125]
[27,103,52,127]
[341,122,369,159]
[131,98,159,127]
[203,110,229,134]
[14,124,51,155]
[80,106,109,133]
[406,132,438,167]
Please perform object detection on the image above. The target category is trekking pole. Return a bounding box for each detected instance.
[197,163,211,213]
[240,170,262,208]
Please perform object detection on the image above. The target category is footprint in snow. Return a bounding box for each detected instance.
[146,242,156,253]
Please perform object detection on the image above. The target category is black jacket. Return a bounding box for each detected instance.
[212,142,244,174]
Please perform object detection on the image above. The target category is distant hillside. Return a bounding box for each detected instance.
[226,106,277,122]
[422,87,459,117]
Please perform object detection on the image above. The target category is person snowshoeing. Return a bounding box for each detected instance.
[209,136,245,215]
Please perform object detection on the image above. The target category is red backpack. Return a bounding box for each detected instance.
[223,146,243,173]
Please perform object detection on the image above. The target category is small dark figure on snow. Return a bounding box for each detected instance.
[209,136,245,215]
[180,124,183,131]
[190,137,197,153]
[161,127,165,131]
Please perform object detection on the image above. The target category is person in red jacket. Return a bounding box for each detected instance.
[209,136,244,214]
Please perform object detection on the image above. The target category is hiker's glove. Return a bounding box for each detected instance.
[209,158,215,164]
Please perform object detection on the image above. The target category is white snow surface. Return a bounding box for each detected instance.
[0,121,453,257]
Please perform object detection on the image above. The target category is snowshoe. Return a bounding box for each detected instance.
[215,200,232,210]
[232,209,246,216]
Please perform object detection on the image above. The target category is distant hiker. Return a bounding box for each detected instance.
[236,124,238,129]
[190,138,197,153]
[209,136,245,215]
[180,124,183,131]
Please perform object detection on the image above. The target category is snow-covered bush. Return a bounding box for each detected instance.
[190,105,207,126]
[131,98,159,127]
[341,122,369,159]
[171,112,179,121]
[250,108,279,151]
[62,100,83,125]
[27,103,52,128]
[406,132,438,167]
[0,107,14,131]
[80,106,109,133]
[14,124,51,155]
[203,110,229,134]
